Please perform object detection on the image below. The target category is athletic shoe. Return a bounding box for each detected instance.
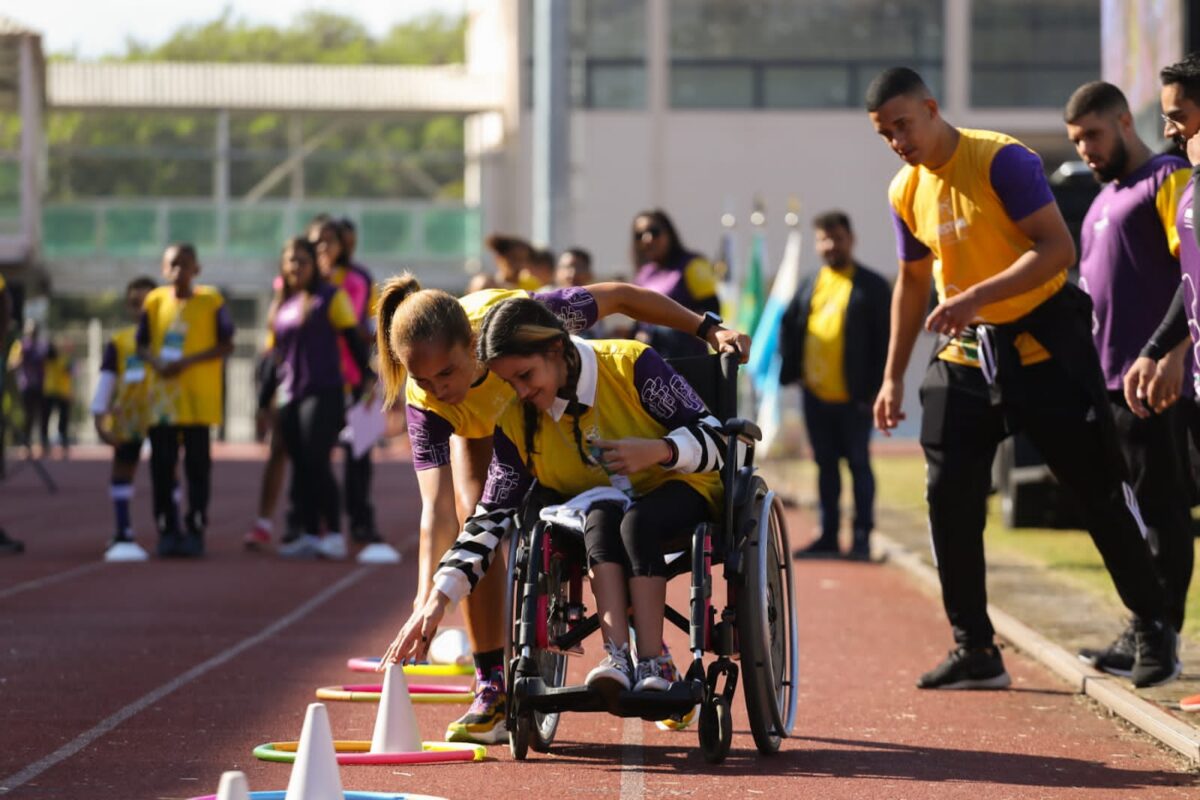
[156,533,182,558]
[351,525,384,545]
[634,657,671,692]
[445,679,508,745]
[1131,619,1181,689]
[316,532,348,560]
[1077,625,1135,677]
[586,640,634,693]
[917,646,1011,690]
[1179,694,1200,712]
[278,533,320,559]
[793,538,840,559]
[0,529,25,556]
[653,651,696,730]
[176,533,205,558]
[243,524,272,550]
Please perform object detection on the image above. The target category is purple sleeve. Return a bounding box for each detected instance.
[100,342,118,373]
[406,404,454,471]
[215,304,235,342]
[531,287,600,334]
[480,427,533,512]
[632,348,711,428]
[135,312,150,348]
[989,144,1055,222]
[891,210,931,262]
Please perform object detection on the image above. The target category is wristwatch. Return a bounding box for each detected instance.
[696,311,723,341]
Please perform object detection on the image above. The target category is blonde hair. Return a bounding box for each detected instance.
[375,273,474,409]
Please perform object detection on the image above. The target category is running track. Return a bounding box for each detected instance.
[0,446,1196,799]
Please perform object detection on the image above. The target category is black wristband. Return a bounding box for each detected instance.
[661,437,679,468]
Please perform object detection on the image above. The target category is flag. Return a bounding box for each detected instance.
[713,226,739,324]
[748,226,804,454]
[737,229,767,337]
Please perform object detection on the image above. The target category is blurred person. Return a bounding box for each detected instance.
[258,237,373,560]
[138,243,235,558]
[780,211,890,560]
[485,233,533,289]
[42,338,75,458]
[556,248,595,288]
[1062,81,1195,674]
[10,318,49,458]
[0,274,22,555]
[244,273,291,550]
[868,67,1177,690]
[310,217,381,545]
[526,247,556,290]
[465,271,500,294]
[93,276,158,553]
[632,210,721,359]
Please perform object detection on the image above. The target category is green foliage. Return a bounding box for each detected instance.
[46,9,467,201]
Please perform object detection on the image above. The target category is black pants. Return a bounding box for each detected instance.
[43,396,70,449]
[281,390,344,537]
[342,443,375,535]
[20,388,45,449]
[920,359,1165,648]
[1110,392,1194,632]
[802,390,875,544]
[584,480,712,577]
[148,424,211,536]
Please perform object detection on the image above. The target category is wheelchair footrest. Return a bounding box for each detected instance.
[521,679,703,720]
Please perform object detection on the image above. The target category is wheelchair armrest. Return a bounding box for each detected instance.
[721,417,762,443]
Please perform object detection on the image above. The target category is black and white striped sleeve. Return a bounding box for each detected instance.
[632,347,726,474]
[431,427,532,603]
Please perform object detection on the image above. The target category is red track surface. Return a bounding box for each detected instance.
[1,446,1197,799]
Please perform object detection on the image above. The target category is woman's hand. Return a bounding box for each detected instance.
[592,437,672,475]
[379,591,449,668]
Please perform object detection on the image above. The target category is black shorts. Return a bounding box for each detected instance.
[113,439,143,465]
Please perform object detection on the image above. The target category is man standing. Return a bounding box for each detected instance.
[780,211,890,560]
[0,273,24,555]
[1064,81,1194,675]
[867,67,1177,690]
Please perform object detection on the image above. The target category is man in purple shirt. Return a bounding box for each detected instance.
[1065,81,1194,676]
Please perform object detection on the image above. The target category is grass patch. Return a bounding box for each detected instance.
[868,453,1200,640]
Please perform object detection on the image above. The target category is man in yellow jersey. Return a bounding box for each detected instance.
[780,211,890,560]
[0,273,23,555]
[867,67,1177,690]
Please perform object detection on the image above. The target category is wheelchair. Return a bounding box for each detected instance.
[503,352,799,764]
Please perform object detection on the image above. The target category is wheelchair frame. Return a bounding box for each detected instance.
[504,352,799,763]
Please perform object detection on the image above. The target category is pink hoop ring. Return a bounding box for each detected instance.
[314,684,473,704]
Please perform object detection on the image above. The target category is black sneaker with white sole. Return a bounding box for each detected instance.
[917,646,1012,690]
[1077,625,1135,677]
[1131,619,1181,689]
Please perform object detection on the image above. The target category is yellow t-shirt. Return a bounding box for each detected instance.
[684,256,719,301]
[889,128,1064,366]
[140,285,230,426]
[106,326,156,442]
[496,338,723,514]
[803,265,855,403]
[43,354,72,399]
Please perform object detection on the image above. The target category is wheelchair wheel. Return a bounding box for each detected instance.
[506,524,569,756]
[737,483,799,755]
[698,695,732,764]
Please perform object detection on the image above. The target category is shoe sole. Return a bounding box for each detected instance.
[634,679,671,692]
[586,673,631,699]
[918,672,1012,690]
[1133,661,1183,689]
[445,722,508,745]
[1179,696,1200,712]
[1075,654,1133,678]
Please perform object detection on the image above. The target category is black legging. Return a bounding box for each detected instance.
[583,480,713,577]
[342,443,375,534]
[43,396,70,449]
[280,389,344,537]
[149,424,211,535]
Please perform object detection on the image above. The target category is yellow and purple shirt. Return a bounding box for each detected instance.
[271,284,359,403]
[889,128,1059,366]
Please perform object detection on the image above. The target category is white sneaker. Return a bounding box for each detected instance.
[278,534,320,559]
[316,532,348,560]
[633,657,671,692]
[586,640,633,692]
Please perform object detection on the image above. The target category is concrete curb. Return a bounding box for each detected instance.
[874,531,1200,764]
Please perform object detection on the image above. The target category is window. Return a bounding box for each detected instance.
[669,0,943,109]
[971,0,1100,108]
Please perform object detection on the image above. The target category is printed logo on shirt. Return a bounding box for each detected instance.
[123,355,146,384]
[1077,276,1100,335]
[1185,206,1194,230]
[641,376,677,419]
[1092,204,1110,233]
[937,199,970,242]
[483,460,523,506]
[670,373,706,413]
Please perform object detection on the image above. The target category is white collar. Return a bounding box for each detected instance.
[549,336,597,421]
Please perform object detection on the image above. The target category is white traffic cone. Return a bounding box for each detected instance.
[284,703,344,800]
[215,770,251,800]
[356,542,401,564]
[104,540,149,562]
[370,664,423,754]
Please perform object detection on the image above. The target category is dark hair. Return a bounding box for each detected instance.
[476,297,588,470]
[1064,81,1129,123]
[376,274,474,409]
[166,242,198,262]
[813,210,853,235]
[309,218,350,268]
[281,236,322,293]
[1161,52,1200,104]
[631,209,688,271]
[339,216,357,233]
[485,233,533,258]
[865,67,932,112]
[531,248,555,270]
[563,247,593,270]
[125,276,157,295]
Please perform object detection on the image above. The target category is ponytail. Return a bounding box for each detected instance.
[376,273,423,409]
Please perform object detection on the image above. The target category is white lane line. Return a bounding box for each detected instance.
[0,562,105,602]
[0,566,373,795]
[619,716,645,800]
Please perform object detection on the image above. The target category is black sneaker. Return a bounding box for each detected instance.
[351,525,383,545]
[1131,619,1181,689]
[917,646,1012,690]
[1077,625,1135,677]
[793,538,840,559]
[0,529,25,556]
[157,533,182,558]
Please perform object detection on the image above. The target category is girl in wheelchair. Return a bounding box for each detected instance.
[383,296,727,696]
